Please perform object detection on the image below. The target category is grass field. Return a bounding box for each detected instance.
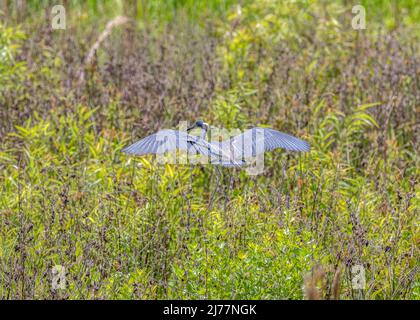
[0,0,419,299]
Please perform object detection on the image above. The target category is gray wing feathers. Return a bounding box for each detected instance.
[263,128,310,152]
[122,130,198,155]
[123,127,310,161]
[219,127,310,157]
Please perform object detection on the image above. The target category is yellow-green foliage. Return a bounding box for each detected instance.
[0,1,419,299]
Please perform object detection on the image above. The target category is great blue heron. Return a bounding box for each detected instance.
[122,120,310,167]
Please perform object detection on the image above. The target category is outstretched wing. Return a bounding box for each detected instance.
[122,129,201,155]
[216,127,310,158]
[122,129,244,167]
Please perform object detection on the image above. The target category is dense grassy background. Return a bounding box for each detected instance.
[0,0,418,299]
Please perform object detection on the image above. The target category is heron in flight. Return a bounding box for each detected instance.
[122,120,310,167]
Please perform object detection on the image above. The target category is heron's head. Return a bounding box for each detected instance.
[188,120,209,131]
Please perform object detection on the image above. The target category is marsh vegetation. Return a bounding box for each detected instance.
[0,1,418,299]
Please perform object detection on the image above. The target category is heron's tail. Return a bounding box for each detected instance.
[214,159,246,167]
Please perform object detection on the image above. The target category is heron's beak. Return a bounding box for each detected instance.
[187,123,197,131]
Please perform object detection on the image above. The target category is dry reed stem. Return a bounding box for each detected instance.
[78,15,132,84]
[303,266,325,300]
[331,267,341,300]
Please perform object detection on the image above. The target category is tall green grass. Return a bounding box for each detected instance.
[0,0,419,299]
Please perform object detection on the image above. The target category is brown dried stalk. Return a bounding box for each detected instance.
[77,15,132,84]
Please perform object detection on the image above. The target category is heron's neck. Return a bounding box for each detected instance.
[200,128,208,140]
